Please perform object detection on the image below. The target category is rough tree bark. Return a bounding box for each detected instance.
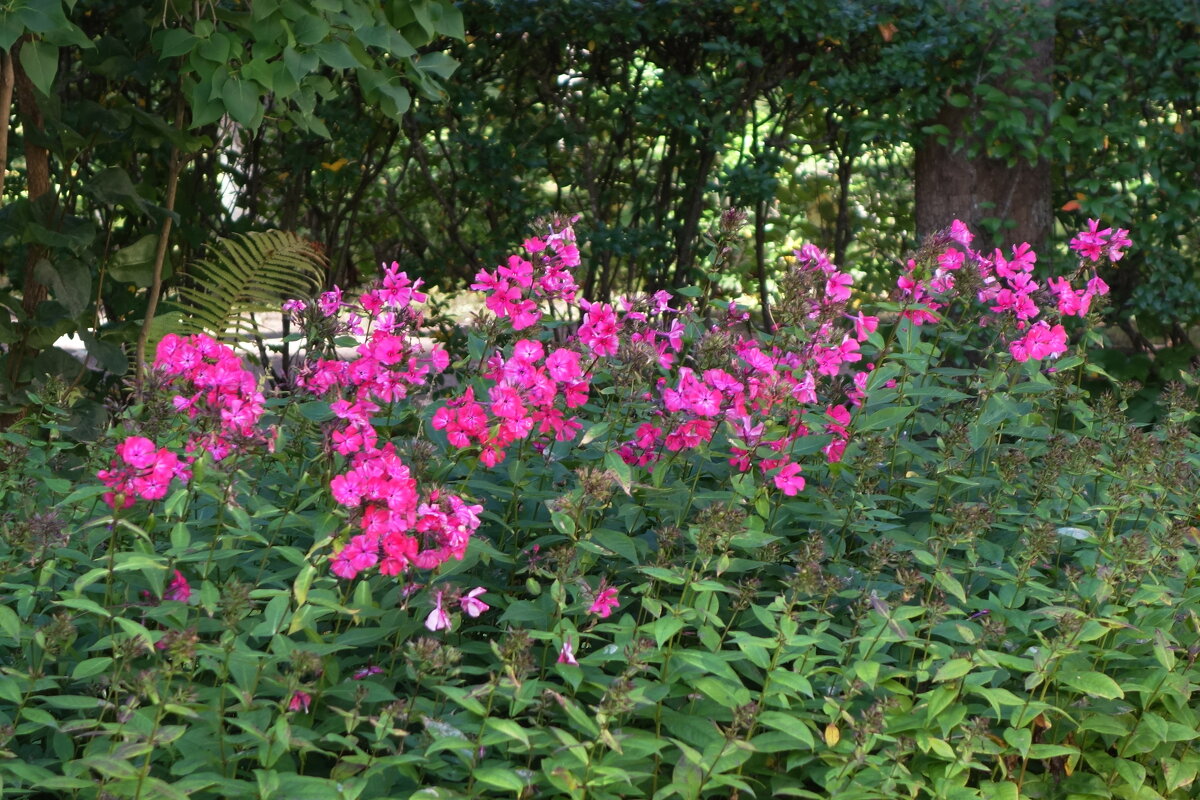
[914,3,1055,252]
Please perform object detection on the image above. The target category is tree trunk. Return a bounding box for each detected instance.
[914,4,1054,252]
[12,38,51,317]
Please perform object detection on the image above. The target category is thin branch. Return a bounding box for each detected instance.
[135,101,188,398]
[0,50,13,207]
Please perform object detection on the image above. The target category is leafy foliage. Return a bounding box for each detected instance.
[0,221,1198,799]
[0,0,461,416]
[168,230,327,341]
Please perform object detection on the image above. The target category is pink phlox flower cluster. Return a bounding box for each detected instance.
[618,292,684,368]
[470,224,583,330]
[616,422,664,468]
[822,404,852,463]
[154,333,267,459]
[899,220,1123,363]
[1070,218,1131,262]
[977,245,1041,323]
[411,490,484,569]
[791,242,857,316]
[425,590,451,632]
[577,300,620,357]
[293,275,450,469]
[1047,272,1109,319]
[378,264,428,309]
[319,286,344,317]
[327,440,481,580]
[424,584,489,633]
[1008,321,1069,363]
[433,340,589,466]
[896,260,944,326]
[773,462,805,496]
[353,665,384,680]
[98,436,190,510]
[460,587,489,617]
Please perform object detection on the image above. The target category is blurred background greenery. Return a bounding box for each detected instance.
[1,0,1198,421]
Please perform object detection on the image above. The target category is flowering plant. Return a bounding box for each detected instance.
[0,215,1197,800]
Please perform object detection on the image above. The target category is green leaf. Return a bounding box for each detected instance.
[0,604,19,642]
[933,658,973,683]
[71,657,113,680]
[471,768,527,792]
[1055,670,1124,699]
[857,405,915,432]
[76,332,125,374]
[0,11,24,52]
[756,711,815,748]
[87,167,149,211]
[603,451,632,495]
[19,39,57,96]
[157,28,197,59]
[414,52,457,80]
[314,39,360,69]
[221,77,261,128]
[172,230,325,342]
[33,257,90,318]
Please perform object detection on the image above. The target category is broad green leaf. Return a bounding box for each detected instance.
[933,658,973,682]
[857,405,915,432]
[33,257,90,317]
[756,711,815,748]
[156,28,197,58]
[1055,670,1124,699]
[0,604,19,642]
[221,77,261,128]
[18,39,57,96]
[472,768,526,792]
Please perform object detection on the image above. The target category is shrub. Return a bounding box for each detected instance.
[0,217,1197,800]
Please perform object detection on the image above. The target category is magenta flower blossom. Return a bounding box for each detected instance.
[460,587,490,618]
[557,637,579,666]
[352,665,384,680]
[98,436,190,510]
[773,462,806,496]
[588,586,619,618]
[288,691,312,713]
[165,570,191,603]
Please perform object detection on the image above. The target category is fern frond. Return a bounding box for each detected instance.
[169,230,327,342]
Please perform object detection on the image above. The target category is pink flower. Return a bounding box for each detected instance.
[288,691,312,713]
[949,219,973,247]
[460,587,490,618]
[425,590,451,631]
[773,462,806,496]
[165,570,191,603]
[318,287,343,317]
[352,665,384,680]
[331,534,378,579]
[588,585,619,618]
[1069,219,1112,262]
[577,302,620,357]
[557,637,579,666]
[824,271,853,304]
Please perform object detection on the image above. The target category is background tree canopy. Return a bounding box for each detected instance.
[1,0,1198,417]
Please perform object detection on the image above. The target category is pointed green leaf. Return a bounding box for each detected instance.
[19,39,57,96]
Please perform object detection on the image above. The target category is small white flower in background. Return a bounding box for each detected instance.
[425,589,451,632]
[557,637,579,666]
[460,587,490,618]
